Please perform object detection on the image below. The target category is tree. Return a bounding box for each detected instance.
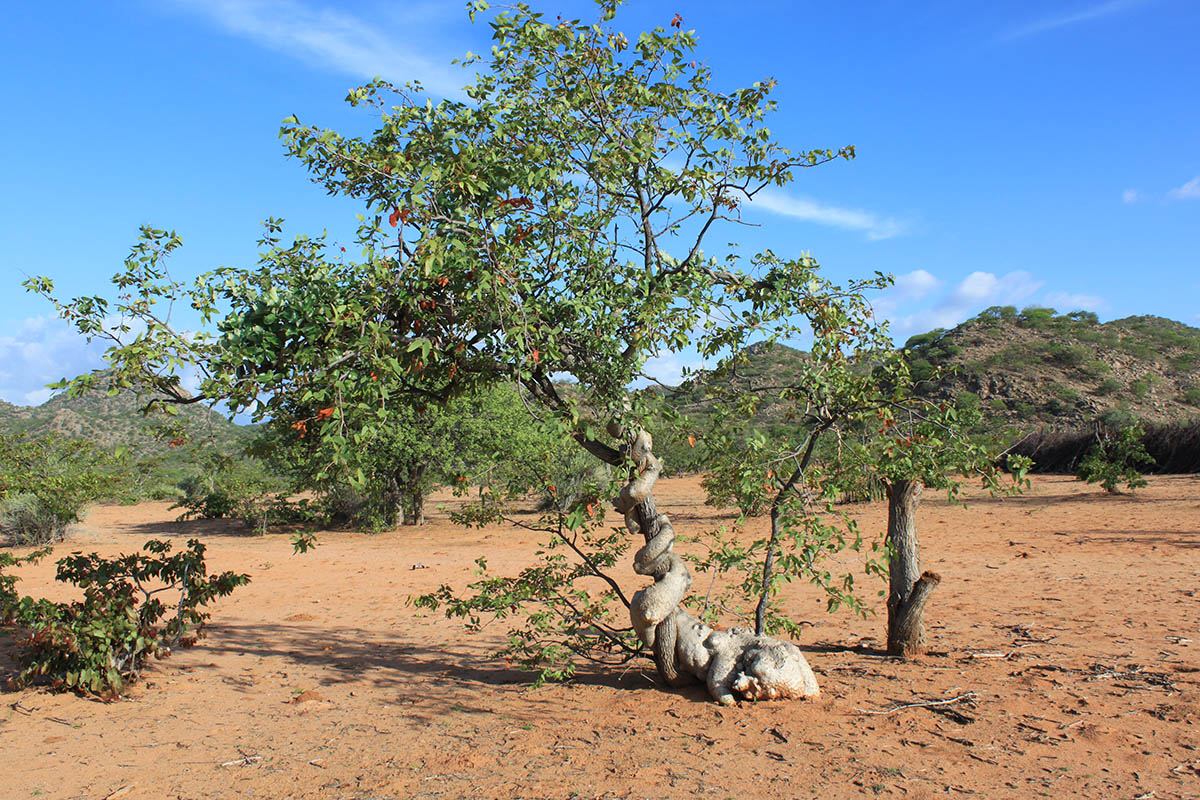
[849,392,1029,657]
[0,432,119,545]
[1076,420,1154,494]
[33,2,876,702]
[691,279,1029,659]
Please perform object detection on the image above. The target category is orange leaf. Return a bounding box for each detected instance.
[316,407,335,420]
[687,435,696,448]
[532,348,540,364]
[388,208,400,227]
[670,13,683,28]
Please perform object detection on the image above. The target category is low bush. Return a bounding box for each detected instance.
[1,539,248,698]
[1076,423,1155,493]
[0,433,118,545]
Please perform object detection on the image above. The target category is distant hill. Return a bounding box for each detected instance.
[658,308,1200,436]
[0,377,253,456]
[901,308,1200,429]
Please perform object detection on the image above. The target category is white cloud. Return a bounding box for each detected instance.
[0,316,107,406]
[948,270,1043,306]
[999,0,1148,41]
[1167,176,1200,200]
[872,269,943,317]
[750,189,906,240]
[878,270,1044,343]
[1043,291,1108,312]
[1122,188,1144,204]
[636,353,705,388]
[166,0,470,98]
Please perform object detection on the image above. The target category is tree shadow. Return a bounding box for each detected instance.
[1066,529,1200,549]
[88,516,258,540]
[804,640,891,658]
[198,620,669,718]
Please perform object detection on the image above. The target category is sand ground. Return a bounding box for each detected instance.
[1,474,1198,800]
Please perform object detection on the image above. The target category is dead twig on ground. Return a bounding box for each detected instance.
[856,692,977,716]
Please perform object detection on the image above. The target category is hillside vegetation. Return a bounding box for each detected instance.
[0,378,251,457]
[901,307,1200,428]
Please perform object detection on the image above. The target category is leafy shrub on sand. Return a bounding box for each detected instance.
[1,539,248,698]
[0,432,118,545]
[1076,422,1155,494]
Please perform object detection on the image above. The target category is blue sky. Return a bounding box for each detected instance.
[1,0,1197,405]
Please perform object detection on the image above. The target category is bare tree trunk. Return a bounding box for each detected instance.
[400,464,427,526]
[885,479,940,657]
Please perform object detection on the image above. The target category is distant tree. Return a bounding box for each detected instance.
[696,291,1028,658]
[1077,421,1154,494]
[0,432,118,544]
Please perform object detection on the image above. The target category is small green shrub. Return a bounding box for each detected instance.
[1096,378,1123,396]
[0,433,118,545]
[987,397,1009,411]
[171,453,289,533]
[1,540,249,698]
[1046,344,1088,368]
[1044,398,1068,415]
[1055,385,1080,402]
[1017,307,1056,329]
[976,305,1017,323]
[1180,386,1200,407]
[1076,423,1154,494]
[1129,379,1150,399]
[1082,360,1111,378]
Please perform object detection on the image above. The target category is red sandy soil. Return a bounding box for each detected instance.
[2,474,1198,800]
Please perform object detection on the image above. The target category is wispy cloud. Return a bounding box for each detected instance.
[1044,291,1108,312]
[1000,0,1148,42]
[166,0,470,98]
[1122,188,1144,204]
[872,269,943,318]
[636,352,706,389]
[1167,175,1200,200]
[876,270,1044,343]
[751,189,906,240]
[0,316,106,406]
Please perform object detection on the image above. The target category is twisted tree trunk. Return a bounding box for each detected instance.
[884,479,940,657]
[614,428,820,704]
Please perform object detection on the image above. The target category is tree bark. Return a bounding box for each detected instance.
[399,464,427,526]
[885,479,938,657]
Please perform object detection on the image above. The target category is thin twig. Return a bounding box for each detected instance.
[857,692,978,716]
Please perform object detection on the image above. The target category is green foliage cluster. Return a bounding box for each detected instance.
[22,0,1032,680]
[0,432,119,545]
[0,540,248,698]
[413,451,629,685]
[1076,422,1155,493]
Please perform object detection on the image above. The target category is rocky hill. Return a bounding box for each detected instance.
[0,379,252,456]
[902,307,1200,429]
[659,308,1200,436]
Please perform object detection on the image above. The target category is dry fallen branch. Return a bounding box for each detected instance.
[857,691,978,716]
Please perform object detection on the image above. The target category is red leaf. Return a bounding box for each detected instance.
[670,13,682,28]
